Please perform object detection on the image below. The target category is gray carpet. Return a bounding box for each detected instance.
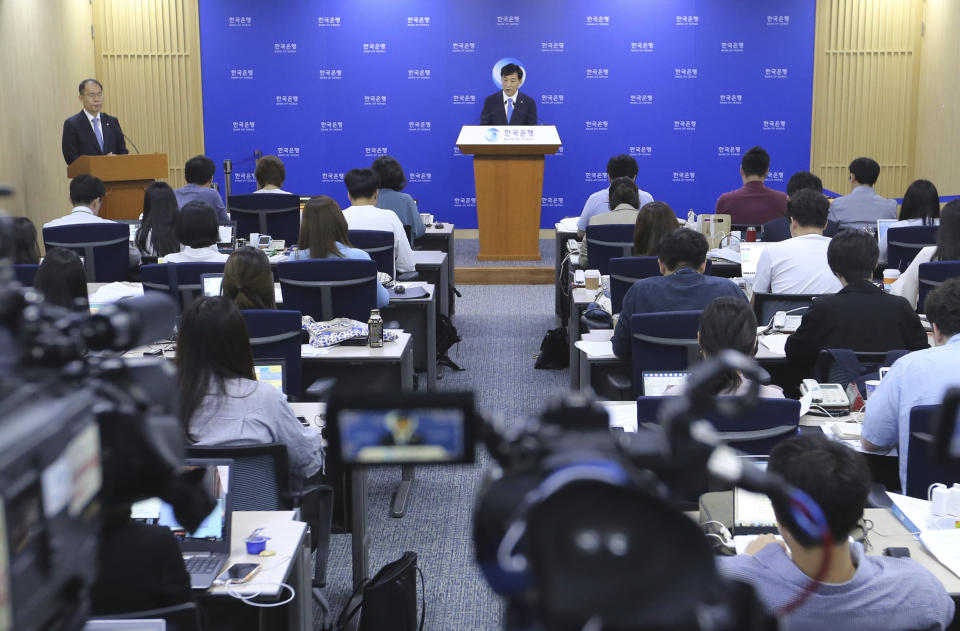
[453,238,555,268]
[316,285,570,629]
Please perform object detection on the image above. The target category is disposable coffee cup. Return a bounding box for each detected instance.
[882,268,900,292]
[584,269,601,290]
[864,379,881,399]
[420,213,434,226]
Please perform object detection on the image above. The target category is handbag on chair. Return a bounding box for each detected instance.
[336,551,425,631]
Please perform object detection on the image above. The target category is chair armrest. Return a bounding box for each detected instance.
[606,371,633,392]
[303,377,337,402]
[283,483,334,508]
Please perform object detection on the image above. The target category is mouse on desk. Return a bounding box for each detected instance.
[394,284,406,294]
[434,222,444,229]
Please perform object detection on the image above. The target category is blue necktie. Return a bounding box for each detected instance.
[506,98,514,122]
[93,117,104,152]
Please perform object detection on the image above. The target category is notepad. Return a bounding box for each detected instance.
[919,530,960,579]
[759,334,789,356]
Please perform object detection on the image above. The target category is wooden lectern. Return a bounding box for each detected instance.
[67,153,168,220]
[457,126,561,261]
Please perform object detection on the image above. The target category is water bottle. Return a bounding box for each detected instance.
[686,209,696,226]
[367,309,383,348]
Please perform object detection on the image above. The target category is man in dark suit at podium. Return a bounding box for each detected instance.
[62,79,128,165]
[480,63,537,125]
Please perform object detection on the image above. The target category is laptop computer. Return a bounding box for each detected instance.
[131,459,233,589]
[739,242,769,277]
[877,218,897,260]
[733,483,779,535]
[641,371,689,396]
[200,273,223,297]
[218,222,237,246]
[254,359,287,395]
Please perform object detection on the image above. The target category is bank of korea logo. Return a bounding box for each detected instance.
[234,172,255,183]
[319,69,342,80]
[484,128,500,142]
[363,43,386,54]
[228,16,251,27]
[497,16,519,26]
[232,121,255,132]
[230,69,254,80]
[453,146,464,157]
[320,121,343,132]
[321,172,344,183]
[630,146,653,157]
[541,94,564,105]
[541,42,564,53]
[630,42,654,53]
[586,68,609,79]
[675,67,698,79]
[408,69,431,80]
[409,121,432,132]
[767,15,791,26]
[409,172,432,183]
[542,197,564,207]
[585,120,609,131]
[452,95,476,105]
[274,43,296,54]
[276,147,300,158]
[763,120,787,131]
[555,146,565,155]
[676,15,699,26]
[673,120,697,131]
[363,96,387,106]
[585,172,605,183]
[454,197,477,208]
[721,42,744,53]
[492,58,526,89]
[629,94,654,105]
[406,16,430,27]
[764,68,788,79]
[275,96,299,106]
[452,42,476,53]
[717,145,743,157]
[766,170,785,183]
[719,94,743,105]
[364,147,388,158]
[673,171,696,183]
[317,16,341,27]
[586,16,610,26]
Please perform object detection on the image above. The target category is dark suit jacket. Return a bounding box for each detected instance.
[62,110,128,165]
[784,279,929,375]
[480,91,537,125]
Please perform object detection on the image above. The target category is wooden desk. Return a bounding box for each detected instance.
[417,223,455,316]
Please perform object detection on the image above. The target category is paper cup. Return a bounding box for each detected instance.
[864,379,881,399]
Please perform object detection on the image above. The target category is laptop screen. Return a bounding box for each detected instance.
[642,371,689,396]
[739,242,769,276]
[254,360,286,394]
[877,219,897,248]
[218,223,235,245]
[131,461,231,545]
[201,274,223,297]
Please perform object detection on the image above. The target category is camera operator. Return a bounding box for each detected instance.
[718,433,953,630]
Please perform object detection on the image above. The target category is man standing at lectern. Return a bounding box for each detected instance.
[480,63,537,126]
[62,79,128,165]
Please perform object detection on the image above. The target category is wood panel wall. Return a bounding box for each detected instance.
[811,0,924,199]
[92,0,205,188]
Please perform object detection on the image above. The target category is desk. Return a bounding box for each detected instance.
[411,250,450,318]
[575,329,626,393]
[417,223,455,316]
[555,222,578,320]
[382,282,437,389]
[569,286,605,388]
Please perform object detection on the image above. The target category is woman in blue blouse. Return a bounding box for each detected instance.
[290,195,389,307]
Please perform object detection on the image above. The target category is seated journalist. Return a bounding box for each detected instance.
[579,176,640,268]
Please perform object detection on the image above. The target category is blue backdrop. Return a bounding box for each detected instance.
[198,1,815,229]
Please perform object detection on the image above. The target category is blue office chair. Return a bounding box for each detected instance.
[814,349,909,386]
[918,261,960,313]
[752,292,828,326]
[608,257,661,314]
[584,224,635,275]
[276,259,378,322]
[906,405,960,498]
[242,309,304,397]
[42,223,129,282]
[227,193,301,246]
[348,229,395,275]
[636,396,800,455]
[173,262,227,311]
[630,311,702,388]
[12,263,39,287]
[760,217,839,242]
[887,225,938,273]
[139,263,176,303]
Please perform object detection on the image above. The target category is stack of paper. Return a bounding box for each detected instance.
[829,421,862,440]
[918,530,960,579]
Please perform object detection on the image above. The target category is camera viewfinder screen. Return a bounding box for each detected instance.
[338,408,465,464]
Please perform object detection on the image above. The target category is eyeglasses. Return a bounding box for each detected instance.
[84,92,103,99]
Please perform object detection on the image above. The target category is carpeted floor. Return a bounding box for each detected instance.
[453,238,555,268]
[316,284,570,629]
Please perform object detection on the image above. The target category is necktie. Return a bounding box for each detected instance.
[506,98,514,122]
[93,117,104,152]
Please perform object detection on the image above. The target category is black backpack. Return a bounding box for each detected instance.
[535,327,569,369]
[437,314,464,372]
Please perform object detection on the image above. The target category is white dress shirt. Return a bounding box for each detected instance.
[162,244,229,263]
[890,245,937,310]
[752,233,842,295]
[343,204,415,274]
[44,206,115,228]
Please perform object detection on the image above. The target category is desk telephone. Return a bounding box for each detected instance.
[800,379,850,409]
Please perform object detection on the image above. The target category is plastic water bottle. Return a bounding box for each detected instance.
[367,309,383,348]
[687,209,696,226]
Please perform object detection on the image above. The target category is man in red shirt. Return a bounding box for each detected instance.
[715,146,788,226]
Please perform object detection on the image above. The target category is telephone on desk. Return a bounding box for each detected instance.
[800,378,851,412]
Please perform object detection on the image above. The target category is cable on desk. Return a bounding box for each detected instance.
[224,580,295,607]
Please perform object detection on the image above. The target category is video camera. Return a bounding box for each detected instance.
[0,210,214,631]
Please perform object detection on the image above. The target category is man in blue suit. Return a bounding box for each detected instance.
[62,79,128,165]
[480,63,537,125]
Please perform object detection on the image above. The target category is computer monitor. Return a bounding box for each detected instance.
[739,242,769,276]
[253,359,286,394]
[641,371,689,396]
[200,273,223,298]
[877,218,897,256]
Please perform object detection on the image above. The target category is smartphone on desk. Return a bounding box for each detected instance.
[215,563,261,584]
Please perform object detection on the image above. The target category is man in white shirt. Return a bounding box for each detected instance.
[752,189,842,295]
[576,154,654,238]
[341,168,415,275]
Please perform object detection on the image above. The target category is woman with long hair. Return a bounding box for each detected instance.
[893,199,960,309]
[633,201,680,256]
[11,217,41,264]
[880,179,940,262]
[135,182,182,258]
[223,246,276,310]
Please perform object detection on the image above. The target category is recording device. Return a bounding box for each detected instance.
[0,215,215,631]
[573,269,585,286]
[693,213,732,250]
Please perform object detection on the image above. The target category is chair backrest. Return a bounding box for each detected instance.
[227,193,301,246]
[584,224,635,275]
[636,396,800,455]
[752,292,828,325]
[242,309,303,397]
[185,443,290,511]
[12,263,39,287]
[813,348,909,385]
[42,223,129,282]
[609,257,661,313]
[348,229,395,277]
[906,405,960,498]
[92,601,201,631]
[140,263,177,306]
[174,262,227,311]
[887,225,939,272]
[276,259,378,322]
[918,261,960,313]
[630,311,702,388]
